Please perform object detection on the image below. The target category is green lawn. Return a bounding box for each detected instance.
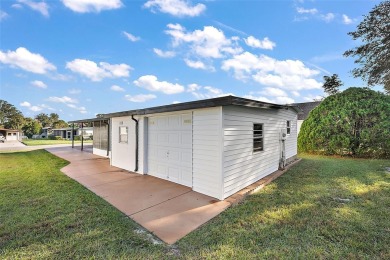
[1,151,389,259]
[22,139,92,146]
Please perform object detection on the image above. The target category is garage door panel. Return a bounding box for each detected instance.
[148,113,193,187]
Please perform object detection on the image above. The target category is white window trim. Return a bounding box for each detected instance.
[119,126,128,143]
[253,123,264,153]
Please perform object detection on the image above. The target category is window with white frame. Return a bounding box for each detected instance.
[119,126,128,143]
[287,120,291,135]
[253,123,264,152]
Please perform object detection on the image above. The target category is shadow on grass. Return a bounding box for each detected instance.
[178,155,390,259]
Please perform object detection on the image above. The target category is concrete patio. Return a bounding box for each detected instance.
[46,146,299,244]
[46,146,230,244]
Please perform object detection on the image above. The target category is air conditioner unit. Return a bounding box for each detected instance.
[280,129,287,141]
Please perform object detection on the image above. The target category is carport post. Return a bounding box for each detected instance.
[81,123,84,151]
[106,119,110,157]
[71,123,74,148]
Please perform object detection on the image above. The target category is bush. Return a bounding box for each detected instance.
[48,135,56,140]
[73,136,81,141]
[54,136,63,140]
[298,87,390,159]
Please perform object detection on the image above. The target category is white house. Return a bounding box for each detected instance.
[71,96,299,200]
[52,127,93,140]
[293,101,321,134]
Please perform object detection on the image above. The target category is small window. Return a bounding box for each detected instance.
[253,123,264,152]
[287,121,291,135]
[119,126,128,143]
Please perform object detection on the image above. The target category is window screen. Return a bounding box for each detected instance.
[253,123,264,152]
[119,126,128,143]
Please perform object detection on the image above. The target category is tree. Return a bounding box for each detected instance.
[298,87,390,159]
[52,120,69,129]
[322,74,343,95]
[35,113,51,127]
[0,100,25,129]
[35,113,63,128]
[344,1,390,94]
[22,118,41,138]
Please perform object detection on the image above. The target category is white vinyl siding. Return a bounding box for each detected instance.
[192,107,223,200]
[222,106,297,199]
[111,116,136,172]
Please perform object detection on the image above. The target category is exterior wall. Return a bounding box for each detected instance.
[192,107,223,200]
[110,116,137,172]
[93,148,110,158]
[222,106,297,199]
[297,120,303,135]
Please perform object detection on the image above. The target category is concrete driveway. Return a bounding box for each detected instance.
[46,146,230,244]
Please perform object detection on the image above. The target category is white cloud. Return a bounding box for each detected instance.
[66,59,132,81]
[17,0,49,17]
[20,101,31,107]
[30,105,43,111]
[124,94,157,102]
[111,85,125,92]
[187,83,231,99]
[11,4,23,9]
[144,0,206,17]
[68,88,81,94]
[165,23,242,59]
[260,87,287,97]
[244,36,276,50]
[123,31,140,42]
[342,14,355,25]
[221,51,321,90]
[19,101,49,112]
[61,0,123,13]
[67,104,87,114]
[0,47,56,74]
[30,80,47,88]
[304,94,323,102]
[291,91,300,97]
[184,59,214,71]
[0,10,9,21]
[321,13,335,23]
[47,96,78,104]
[153,48,176,58]
[244,94,294,104]
[134,75,184,94]
[296,7,318,14]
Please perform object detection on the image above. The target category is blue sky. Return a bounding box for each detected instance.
[0,0,382,121]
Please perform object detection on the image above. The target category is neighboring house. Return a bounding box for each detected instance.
[293,101,322,134]
[0,128,21,141]
[70,96,300,200]
[52,127,93,140]
[40,127,52,138]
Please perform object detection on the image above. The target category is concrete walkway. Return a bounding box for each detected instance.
[46,146,230,244]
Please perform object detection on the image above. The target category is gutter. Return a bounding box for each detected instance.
[131,115,139,172]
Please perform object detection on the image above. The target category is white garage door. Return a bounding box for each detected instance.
[148,113,193,187]
[7,133,18,141]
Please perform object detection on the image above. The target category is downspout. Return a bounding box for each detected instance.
[106,119,110,157]
[131,115,139,172]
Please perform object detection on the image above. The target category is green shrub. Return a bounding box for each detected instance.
[48,135,56,140]
[54,136,63,140]
[73,136,80,141]
[298,87,390,159]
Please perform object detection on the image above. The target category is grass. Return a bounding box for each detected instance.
[22,139,92,146]
[0,151,389,259]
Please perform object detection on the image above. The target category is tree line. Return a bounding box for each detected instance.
[0,100,69,138]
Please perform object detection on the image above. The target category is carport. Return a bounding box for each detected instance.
[68,118,110,157]
[0,128,21,141]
